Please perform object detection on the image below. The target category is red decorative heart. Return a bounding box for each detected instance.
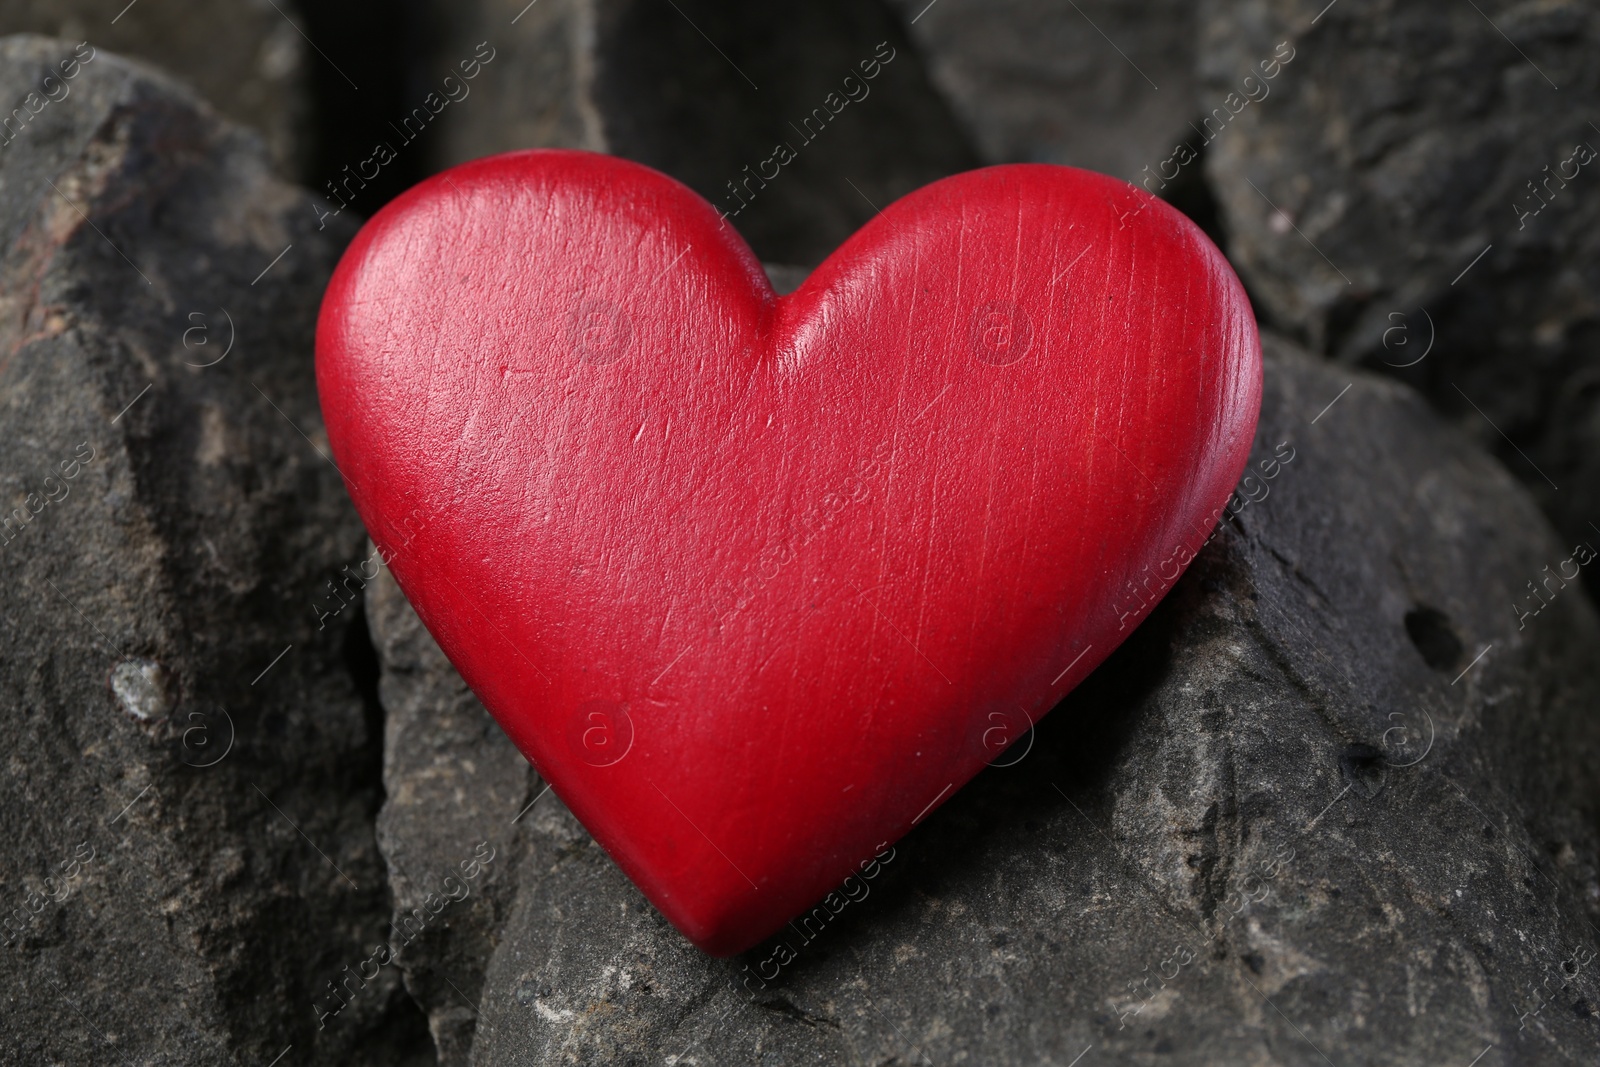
[316,150,1260,955]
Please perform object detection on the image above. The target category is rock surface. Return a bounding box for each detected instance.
[366,334,1600,1064]
[0,35,425,1065]
[0,0,312,175]
[368,559,533,1066]
[1197,0,1600,574]
[416,0,979,265]
[883,0,1199,182]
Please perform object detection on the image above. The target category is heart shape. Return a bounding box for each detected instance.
[316,150,1260,955]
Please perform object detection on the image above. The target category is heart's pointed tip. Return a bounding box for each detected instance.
[691,930,759,959]
[652,894,770,958]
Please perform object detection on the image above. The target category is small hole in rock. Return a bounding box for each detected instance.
[1404,606,1464,671]
[1339,742,1385,794]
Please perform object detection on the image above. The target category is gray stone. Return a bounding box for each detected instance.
[1197,0,1600,573]
[416,0,980,266]
[0,0,312,175]
[364,334,1600,1063]
[884,0,1201,181]
[0,35,426,1065]
[368,558,534,1067]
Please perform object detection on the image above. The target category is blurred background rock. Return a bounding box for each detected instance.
[0,0,314,174]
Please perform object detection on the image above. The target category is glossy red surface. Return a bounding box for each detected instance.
[316,149,1261,955]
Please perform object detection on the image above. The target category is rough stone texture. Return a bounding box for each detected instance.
[0,0,312,175]
[1198,0,1600,579]
[368,559,534,1067]
[883,0,1200,181]
[0,36,426,1065]
[365,335,1600,1064]
[418,0,980,266]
